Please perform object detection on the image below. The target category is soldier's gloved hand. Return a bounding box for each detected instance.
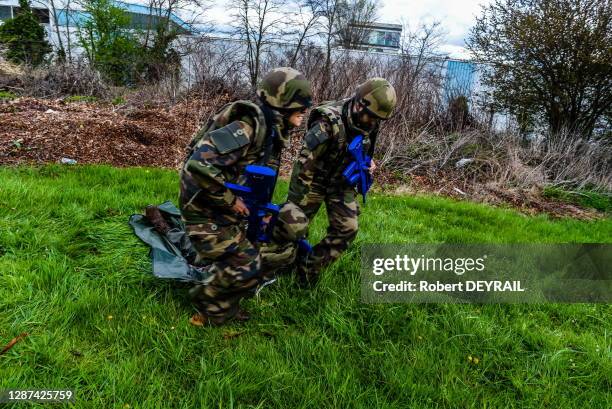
[232,197,250,216]
[368,159,377,174]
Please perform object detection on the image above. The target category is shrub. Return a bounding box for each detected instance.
[0,0,51,66]
[21,61,110,98]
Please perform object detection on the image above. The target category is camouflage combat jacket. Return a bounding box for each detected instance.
[288,99,378,208]
[180,100,284,225]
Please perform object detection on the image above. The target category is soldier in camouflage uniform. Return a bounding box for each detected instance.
[281,78,397,285]
[179,67,312,326]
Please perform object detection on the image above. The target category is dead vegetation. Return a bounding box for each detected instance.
[1,50,610,219]
[1,94,607,219]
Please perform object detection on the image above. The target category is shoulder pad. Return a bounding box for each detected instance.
[209,121,252,154]
[214,100,266,148]
[304,122,330,150]
[307,99,347,133]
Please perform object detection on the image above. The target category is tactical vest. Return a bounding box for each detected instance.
[186,100,270,166]
[307,99,372,178]
[180,100,279,225]
[307,98,350,152]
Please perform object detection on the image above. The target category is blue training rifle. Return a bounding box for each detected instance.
[224,164,280,243]
[343,135,373,204]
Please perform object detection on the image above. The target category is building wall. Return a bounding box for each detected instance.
[0,2,50,23]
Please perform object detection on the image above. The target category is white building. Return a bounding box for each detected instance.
[0,0,197,52]
[347,22,402,53]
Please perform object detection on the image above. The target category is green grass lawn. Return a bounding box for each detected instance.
[0,165,610,409]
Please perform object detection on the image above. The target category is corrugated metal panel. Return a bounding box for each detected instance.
[444,60,476,98]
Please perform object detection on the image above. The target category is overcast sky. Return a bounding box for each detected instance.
[377,0,489,58]
[205,0,490,59]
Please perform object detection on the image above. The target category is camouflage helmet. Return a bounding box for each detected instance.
[257,67,313,110]
[353,78,397,120]
[272,202,309,242]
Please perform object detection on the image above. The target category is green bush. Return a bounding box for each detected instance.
[78,0,140,85]
[0,91,17,100]
[0,0,51,66]
[111,96,126,105]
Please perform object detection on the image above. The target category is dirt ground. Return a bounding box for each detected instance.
[0,96,602,219]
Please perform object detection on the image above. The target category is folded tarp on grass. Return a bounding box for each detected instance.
[129,201,211,283]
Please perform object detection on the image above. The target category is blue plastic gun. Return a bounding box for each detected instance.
[343,135,372,204]
[225,165,280,243]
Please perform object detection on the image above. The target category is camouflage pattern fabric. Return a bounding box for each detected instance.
[296,187,359,284]
[289,99,374,208]
[283,99,375,282]
[179,66,313,321]
[180,100,280,226]
[186,221,261,320]
[258,67,313,110]
[179,100,284,322]
[354,77,397,120]
[260,202,309,280]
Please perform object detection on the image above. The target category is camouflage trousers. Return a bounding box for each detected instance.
[261,186,359,282]
[260,202,310,280]
[298,185,360,281]
[186,220,262,321]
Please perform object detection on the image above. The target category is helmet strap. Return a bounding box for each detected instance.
[348,98,376,134]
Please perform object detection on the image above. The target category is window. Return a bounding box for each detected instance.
[32,8,50,24]
[368,30,400,48]
[0,5,12,20]
[9,7,50,24]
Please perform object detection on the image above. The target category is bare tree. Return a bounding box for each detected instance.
[334,0,378,50]
[286,0,324,67]
[316,0,377,95]
[64,0,73,61]
[400,21,445,83]
[231,0,287,87]
[186,37,247,95]
[132,0,210,83]
[397,20,446,116]
[317,0,340,94]
[141,0,209,48]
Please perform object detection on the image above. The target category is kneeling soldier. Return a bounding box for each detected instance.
[180,68,312,325]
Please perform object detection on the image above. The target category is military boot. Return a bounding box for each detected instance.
[296,250,319,288]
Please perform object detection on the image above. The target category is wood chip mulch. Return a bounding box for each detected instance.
[0,97,206,168]
[0,97,603,219]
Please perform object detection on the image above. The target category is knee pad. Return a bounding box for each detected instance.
[273,202,309,242]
